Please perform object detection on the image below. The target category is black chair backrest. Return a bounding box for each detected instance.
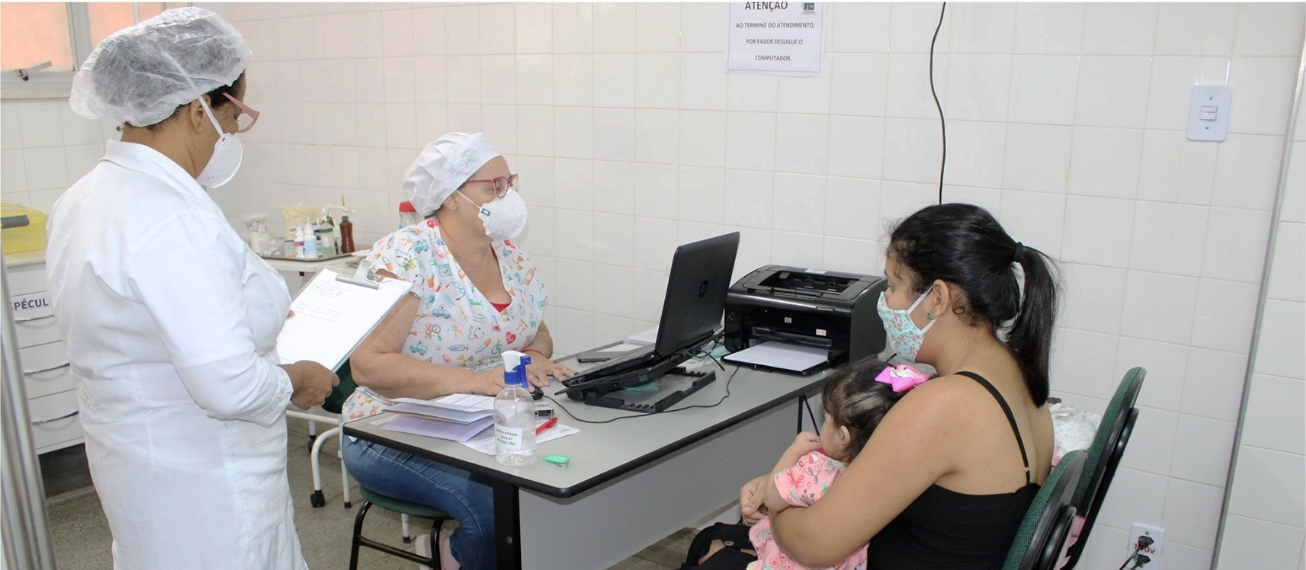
[1015,451,1087,570]
[1038,503,1079,570]
[1064,368,1145,569]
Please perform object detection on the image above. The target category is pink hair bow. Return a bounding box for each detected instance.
[875,364,930,393]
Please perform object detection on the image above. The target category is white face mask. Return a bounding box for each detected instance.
[457,189,528,240]
[195,97,243,188]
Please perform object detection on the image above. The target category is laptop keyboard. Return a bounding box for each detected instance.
[562,346,657,387]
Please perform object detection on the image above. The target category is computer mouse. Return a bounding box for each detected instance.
[531,387,544,400]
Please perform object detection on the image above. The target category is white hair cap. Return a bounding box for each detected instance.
[69,7,251,128]
[404,133,502,216]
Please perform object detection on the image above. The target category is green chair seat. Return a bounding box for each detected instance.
[357,486,451,521]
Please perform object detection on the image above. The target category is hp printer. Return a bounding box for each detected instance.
[724,266,888,368]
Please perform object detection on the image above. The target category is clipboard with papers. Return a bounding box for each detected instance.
[276,260,413,371]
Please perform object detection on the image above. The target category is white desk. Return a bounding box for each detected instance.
[343,358,832,570]
[260,254,360,293]
[260,254,358,275]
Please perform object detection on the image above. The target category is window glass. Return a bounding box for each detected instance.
[0,3,75,72]
[88,3,164,49]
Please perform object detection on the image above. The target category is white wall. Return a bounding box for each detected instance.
[2,3,1302,568]
[0,101,119,214]
[1215,74,1306,569]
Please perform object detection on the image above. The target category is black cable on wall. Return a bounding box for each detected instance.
[929,3,947,204]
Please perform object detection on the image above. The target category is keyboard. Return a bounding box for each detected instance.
[562,345,659,388]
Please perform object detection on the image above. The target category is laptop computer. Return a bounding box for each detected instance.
[560,231,741,393]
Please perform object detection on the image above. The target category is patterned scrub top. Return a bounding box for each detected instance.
[341,219,547,421]
[747,451,868,570]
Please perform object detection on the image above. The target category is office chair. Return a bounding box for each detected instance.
[349,486,452,570]
[1004,450,1087,570]
[1060,367,1145,569]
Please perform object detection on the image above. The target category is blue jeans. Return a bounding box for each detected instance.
[342,437,496,569]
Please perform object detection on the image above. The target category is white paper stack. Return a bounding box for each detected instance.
[383,394,496,442]
[723,341,829,374]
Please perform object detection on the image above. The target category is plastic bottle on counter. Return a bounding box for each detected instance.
[302,224,320,258]
[290,226,304,258]
[339,215,355,254]
[320,225,336,255]
[326,214,340,254]
[494,351,536,466]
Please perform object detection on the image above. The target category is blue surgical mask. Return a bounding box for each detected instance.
[876,287,936,362]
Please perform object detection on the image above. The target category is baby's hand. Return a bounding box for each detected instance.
[739,475,770,526]
[786,432,822,458]
[775,432,822,473]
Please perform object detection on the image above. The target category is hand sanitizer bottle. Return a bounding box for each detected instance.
[494,351,537,466]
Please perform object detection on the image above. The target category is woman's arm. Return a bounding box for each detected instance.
[522,323,575,387]
[129,211,310,427]
[766,381,970,567]
[524,322,554,358]
[350,294,504,398]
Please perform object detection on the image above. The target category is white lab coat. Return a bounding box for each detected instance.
[46,141,308,570]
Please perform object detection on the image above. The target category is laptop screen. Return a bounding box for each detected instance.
[654,232,741,357]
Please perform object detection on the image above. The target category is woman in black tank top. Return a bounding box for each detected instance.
[686,204,1060,570]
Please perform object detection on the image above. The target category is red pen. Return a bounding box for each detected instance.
[535,417,558,435]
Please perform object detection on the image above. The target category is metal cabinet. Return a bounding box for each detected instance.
[6,260,83,454]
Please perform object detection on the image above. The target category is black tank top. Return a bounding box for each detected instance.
[866,371,1040,570]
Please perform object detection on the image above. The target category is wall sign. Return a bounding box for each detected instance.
[728,2,826,76]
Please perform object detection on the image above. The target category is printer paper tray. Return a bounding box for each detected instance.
[724,341,830,376]
[751,328,834,350]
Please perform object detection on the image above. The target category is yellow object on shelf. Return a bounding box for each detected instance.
[1,203,49,255]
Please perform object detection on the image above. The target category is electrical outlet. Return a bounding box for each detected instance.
[1128,523,1165,569]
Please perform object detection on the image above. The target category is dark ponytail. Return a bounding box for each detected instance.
[1008,244,1057,405]
[888,204,1058,406]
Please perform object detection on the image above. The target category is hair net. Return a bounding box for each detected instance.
[404,133,502,216]
[69,7,251,128]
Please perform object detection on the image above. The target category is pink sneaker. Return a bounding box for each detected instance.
[413,527,461,570]
[438,527,459,570]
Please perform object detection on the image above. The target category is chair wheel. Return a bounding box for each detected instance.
[310,490,325,508]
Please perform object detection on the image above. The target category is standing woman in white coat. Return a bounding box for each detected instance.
[45,8,337,569]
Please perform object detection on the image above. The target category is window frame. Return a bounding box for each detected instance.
[1,3,183,101]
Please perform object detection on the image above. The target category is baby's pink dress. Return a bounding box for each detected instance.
[747,451,868,570]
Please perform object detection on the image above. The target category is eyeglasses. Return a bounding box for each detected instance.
[222,92,260,133]
[463,174,518,199]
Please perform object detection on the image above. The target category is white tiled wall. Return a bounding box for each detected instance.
[0,102,122,214]
[2,3,1303,568]
[1216,70,1306,569]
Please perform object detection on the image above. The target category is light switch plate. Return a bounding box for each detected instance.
[1188,84,1232,142]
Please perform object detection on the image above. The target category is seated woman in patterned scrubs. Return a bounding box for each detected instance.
[341,132,574,570]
